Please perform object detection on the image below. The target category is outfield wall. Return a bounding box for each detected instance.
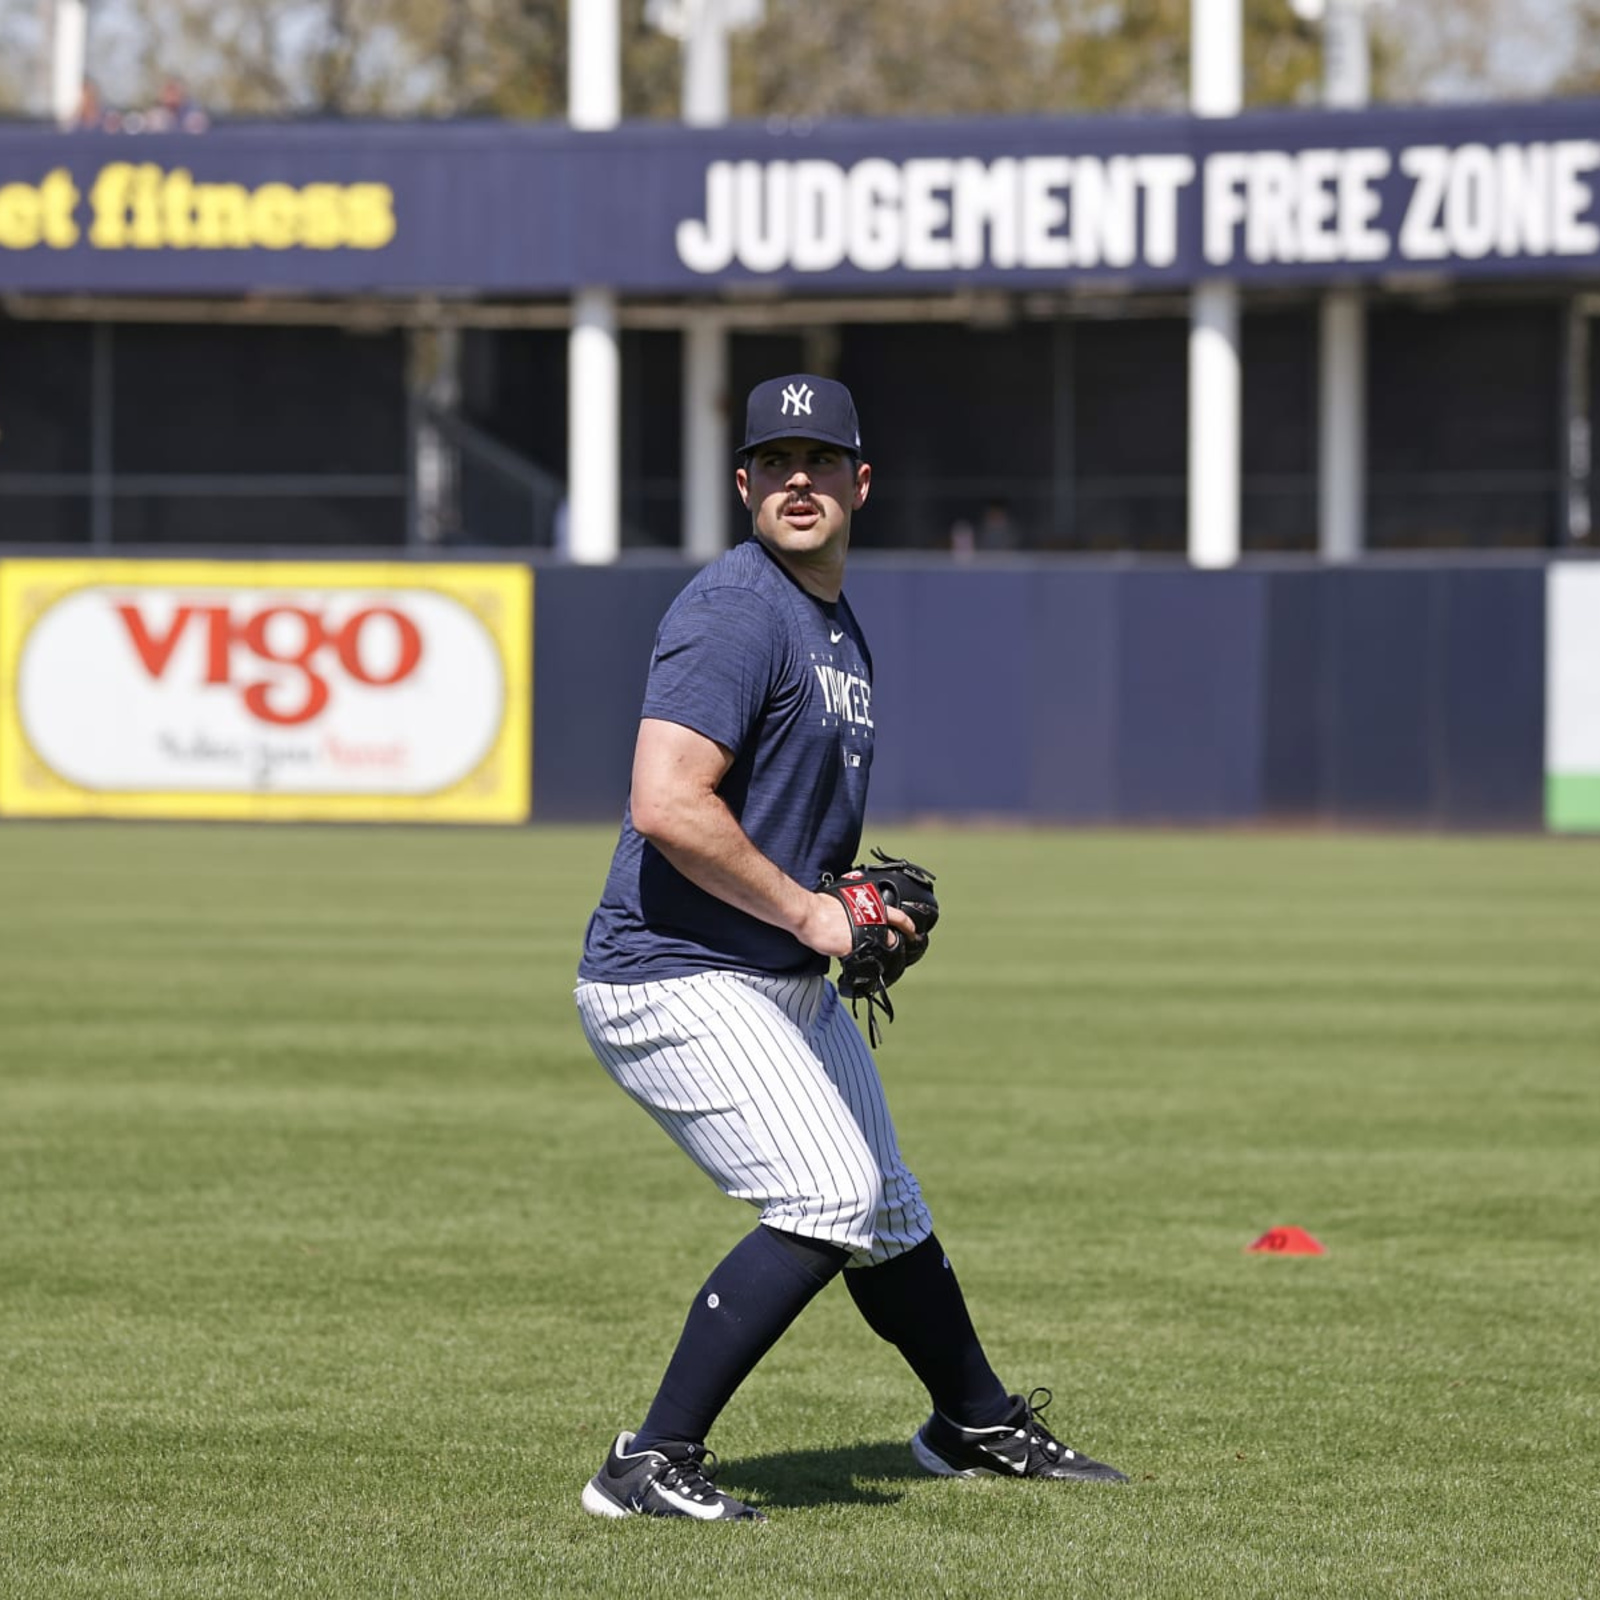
[0,552,1590,831]
[534,560,1555,830]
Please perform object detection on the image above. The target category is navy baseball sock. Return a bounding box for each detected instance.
[632,1224,849,1453]
[844,1234,1013,1428]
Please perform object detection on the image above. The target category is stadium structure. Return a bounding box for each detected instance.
[0,4,1596,832]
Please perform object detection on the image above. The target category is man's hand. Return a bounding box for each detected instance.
[814,853,940,1046]
[799,891,916,960]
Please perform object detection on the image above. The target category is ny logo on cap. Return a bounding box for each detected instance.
[781,382,815,418]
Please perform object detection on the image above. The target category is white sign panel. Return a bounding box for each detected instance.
[1546,562,1600,832]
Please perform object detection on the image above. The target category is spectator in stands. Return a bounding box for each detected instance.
[143,77,209,134]
[975,500,1019,552]
[68,79,116,131]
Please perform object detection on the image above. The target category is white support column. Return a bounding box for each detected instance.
[567,0,621,563]
[569,0,620,130]
[1189,0,1242,569]
[680,6,738,562]
[683,3,732,123]
[683,312,730,562]
[1319,289,1366,562]
[658,2,764,560]
[1191,0,1242,117]
[568,289,621,564]
[1316,0,1372,562]
[682,3,730,563]
[1189,283,1242,569]
[649,0,765,124]
[51,0,88,127]
[1322,0,1371,107]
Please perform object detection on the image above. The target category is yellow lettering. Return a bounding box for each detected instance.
[129,163,164,248]
[248,182,300,248]
[161,168,197,248]
[89,162,136,247]
[193,183,251,248]
[80,166,396,252]
[298,184,344,249]
[344,184,397,250]
[0,182,42,249]
[39,169,81,247]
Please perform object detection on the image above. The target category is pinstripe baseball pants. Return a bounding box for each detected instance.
[575,970,933,1266]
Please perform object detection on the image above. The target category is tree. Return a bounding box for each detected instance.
[730,0,1062,120]
[1377,0,1574,103]
[0,1,43,114]
[1561,0,1600,94]
[79,0,580,119]
[0,0,1585,122]
[732,0,1323,119]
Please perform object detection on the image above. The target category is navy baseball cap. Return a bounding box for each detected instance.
[739,374,862,457]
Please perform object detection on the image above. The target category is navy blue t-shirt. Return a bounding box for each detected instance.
[579,537,875,982]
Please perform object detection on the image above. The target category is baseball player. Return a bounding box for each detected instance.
[574,374,1125,1522]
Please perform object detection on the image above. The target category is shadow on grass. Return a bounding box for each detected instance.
[724,1440,921,1509]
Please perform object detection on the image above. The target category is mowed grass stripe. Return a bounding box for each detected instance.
[1,822,1596,1599]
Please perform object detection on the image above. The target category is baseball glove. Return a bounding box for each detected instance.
[817,849,939,1046]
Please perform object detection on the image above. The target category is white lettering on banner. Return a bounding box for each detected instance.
[1135,155,1193,267]
[1552,141,1600,253]
[952,157,1017,267]
[17,585,506,795]
[1398,147,1449,259]
[737,159,787,272]
[904,158,955,270]
[676,153,1196,275]
[1399,140,1600,261]
[849,158,902,270]
[677,141,1600,277]
[791,160,845,271]
[1072,156,1134,268]
[1019,156,1071,269]
[1339,148,1391,260]
[1499,142,1552,256]
[1204,147,1392,265]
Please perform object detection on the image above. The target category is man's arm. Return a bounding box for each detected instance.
[630,717,911,960]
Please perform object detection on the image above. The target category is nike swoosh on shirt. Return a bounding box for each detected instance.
[830,628,845,643]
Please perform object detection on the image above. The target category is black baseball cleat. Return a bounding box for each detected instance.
[581,1431,767,1521]
[911,1388,1128,1483]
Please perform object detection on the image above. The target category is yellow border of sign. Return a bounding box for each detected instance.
[0,558,532,824]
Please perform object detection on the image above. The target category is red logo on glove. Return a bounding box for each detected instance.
[843,883,887,924]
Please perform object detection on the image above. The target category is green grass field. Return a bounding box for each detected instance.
[2,822,1597,1599]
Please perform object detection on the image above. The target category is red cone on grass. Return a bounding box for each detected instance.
[1246,1226,1326,1255]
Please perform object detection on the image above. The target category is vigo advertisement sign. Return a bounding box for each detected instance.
[0,560,531,822]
